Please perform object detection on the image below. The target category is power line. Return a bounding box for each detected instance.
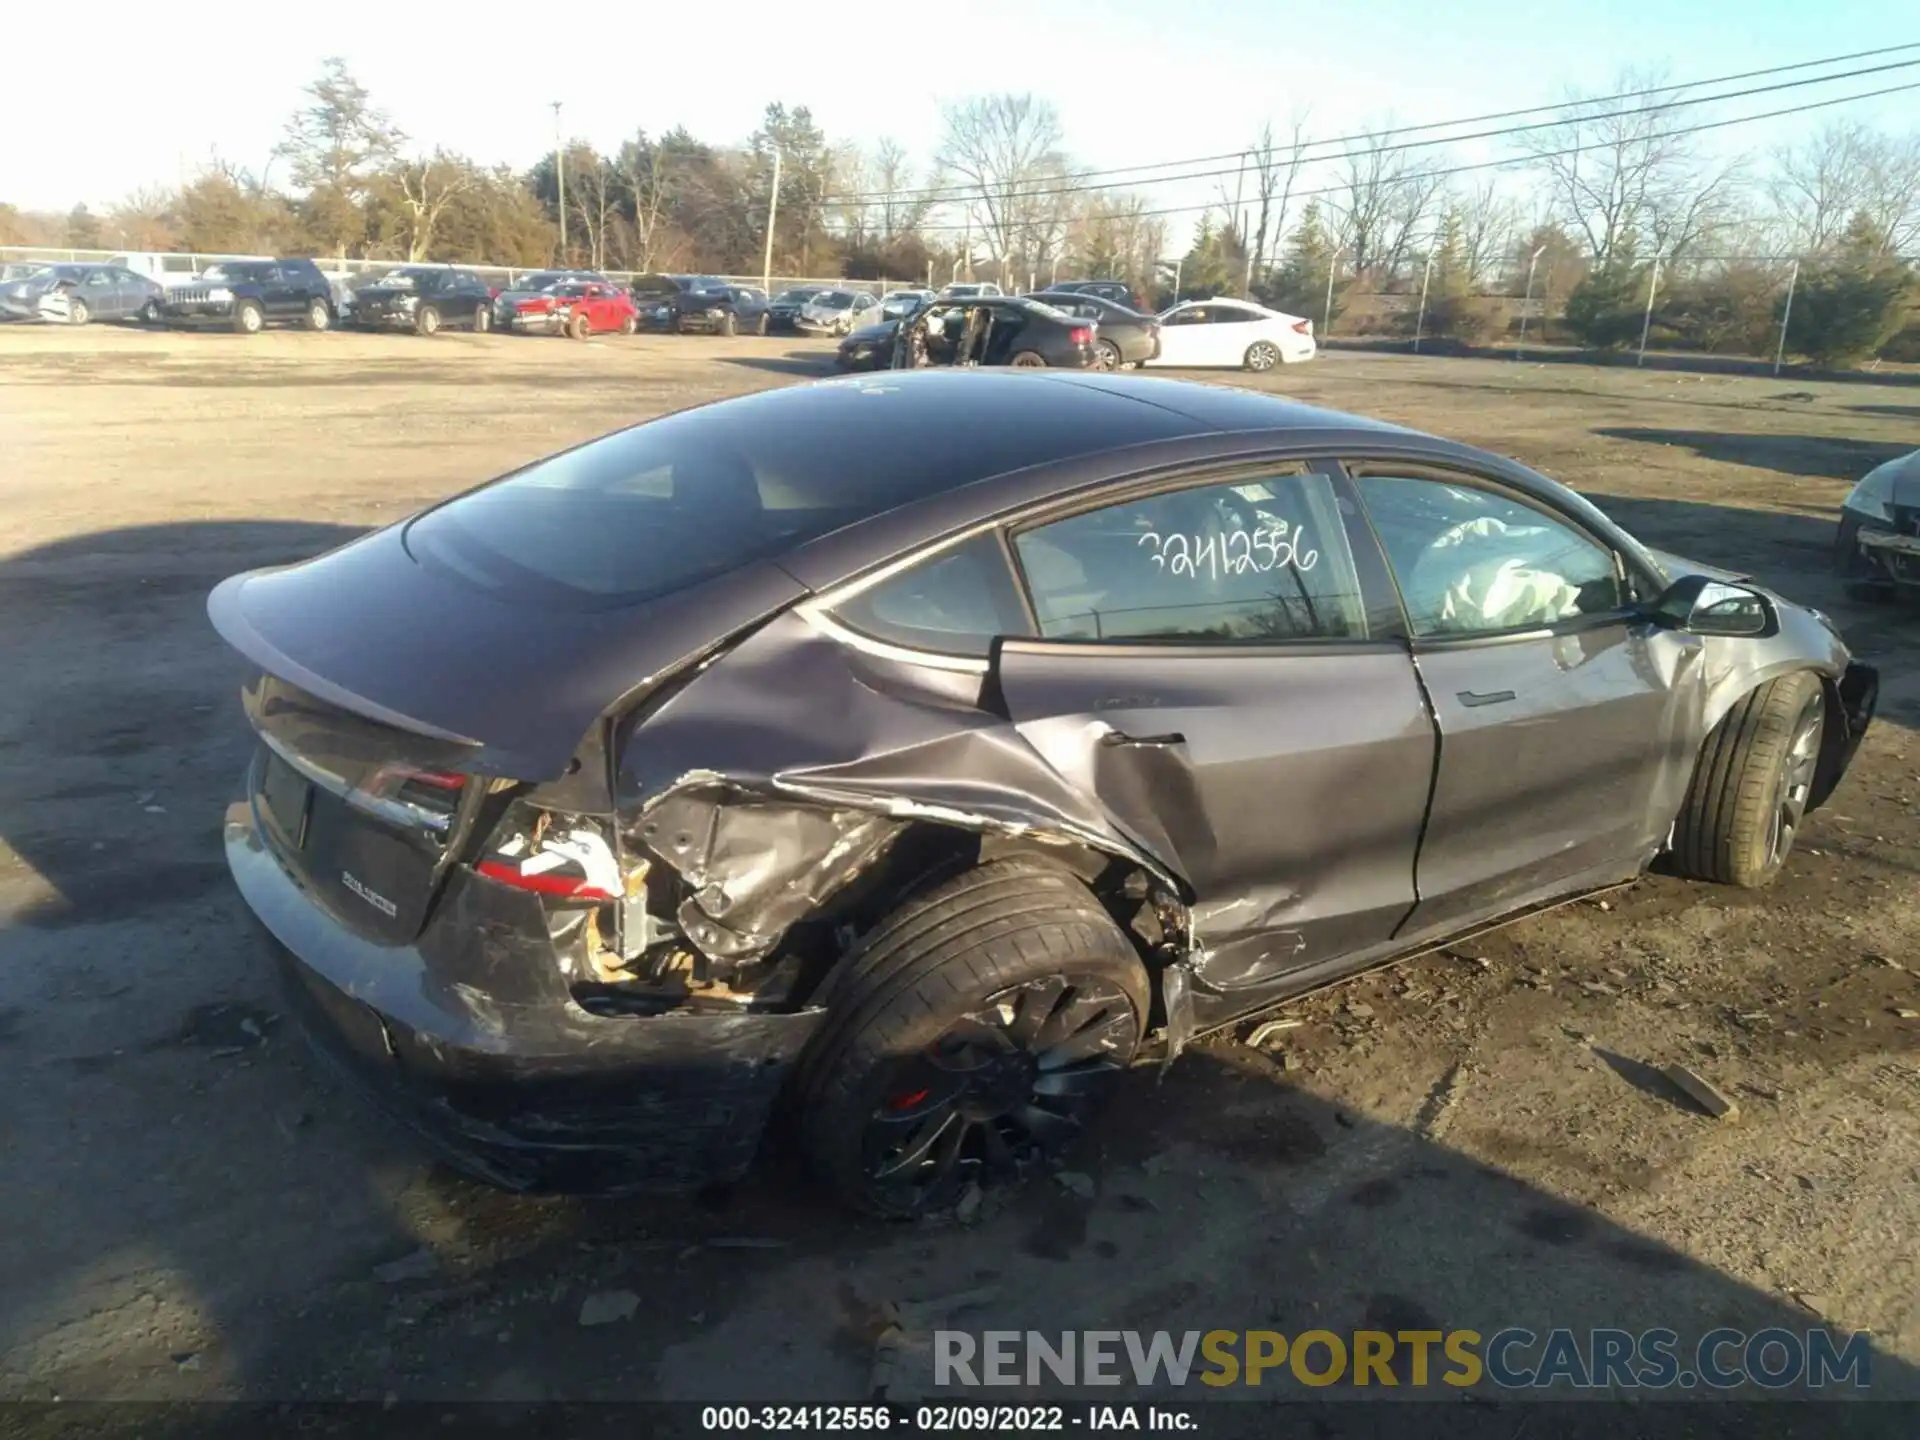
[824,42,1920,207]
[906,77,1920,234]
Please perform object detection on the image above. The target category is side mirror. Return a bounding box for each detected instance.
[1648,574,1775,637]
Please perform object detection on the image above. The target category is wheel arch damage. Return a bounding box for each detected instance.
[551,609,1200,1037]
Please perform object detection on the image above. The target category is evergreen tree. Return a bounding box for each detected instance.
[1564,241,1650,349]
[1786,214,1917,367]
[1259,202,1343,327]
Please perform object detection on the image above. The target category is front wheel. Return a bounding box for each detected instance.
[797,860,1148,1219]
[140,299,162,325]
[755,313,769,336]
[1670,671,1826,889]
[717,312,737,337]
[414,305,441,337]
[473,304,492,333]
[565,310,590,341]
[619,314,637,336]
[1009,350,1047,368]
[68,295,91,326]
[233,299,264,335]
[1244,340,1280,371]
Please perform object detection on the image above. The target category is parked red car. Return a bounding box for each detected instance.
[507,281,638,339]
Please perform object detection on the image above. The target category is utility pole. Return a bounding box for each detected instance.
[1635,256,1664,367]
[1516,244,1547,357]
[1412,248,1436,354]
[761,148,782,296]
[1773,258,1800,376]
[551,102,566,262]
[1233,150,1248,295]
[1323,246,1344,340]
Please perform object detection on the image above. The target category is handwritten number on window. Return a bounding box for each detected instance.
[1136,525,1319,578]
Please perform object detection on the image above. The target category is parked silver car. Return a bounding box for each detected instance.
[881,288,935,319]
[0,263,166,325]
[796,288,883,335]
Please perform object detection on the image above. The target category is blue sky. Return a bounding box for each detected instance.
[5,0,1914,230]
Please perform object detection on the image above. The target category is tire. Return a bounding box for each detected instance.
[303,298,332,331]
[1244,340,1280,372]
[717,311,737,337]
[565,311,590,341]
[414,305,441,337]
[68,295,91,326]
[619,314,637,336]
[1670,671,1826,889]
[1095,339,1123,372]
[139,300,161,326]
[796,859,1148,1219]
[755,313,769,336]
[473,304,492,334]
[1009,350,1047,368]
[233,299,264,335]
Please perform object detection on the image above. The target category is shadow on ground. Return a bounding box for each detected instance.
[1593,428,1912,482]
[1325,337,1920,388]
[716,352,838,377]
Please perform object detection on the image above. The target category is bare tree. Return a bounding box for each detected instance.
[391,152,476,261]
[872,137,936,243]
[569,148,616,270]
[1328,124,1443,284]
[1517,67,1740,265]
[1769,121,1871,253]
[615,134,675,273]
[937,94,1066,282]
[1858,129,1920,255]
[1243,115,1310,292]
[1454,176,1518,287]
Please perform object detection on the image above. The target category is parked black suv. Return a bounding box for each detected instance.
[348,268,496,336]
[631,274,741,335]
[160,257,337,334]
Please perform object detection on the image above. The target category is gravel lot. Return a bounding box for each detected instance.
[1,324,1916,1416]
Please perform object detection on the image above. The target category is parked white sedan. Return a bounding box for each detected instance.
[1140,298,1316,371]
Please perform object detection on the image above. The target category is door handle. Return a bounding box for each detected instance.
[1457,689,1517,708]
[1101,729,1187,747]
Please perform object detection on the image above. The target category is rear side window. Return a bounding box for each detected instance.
[1012,470,1367,644]
[829,533,1029,658]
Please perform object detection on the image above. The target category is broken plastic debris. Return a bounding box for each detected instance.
[1663,1063,1739,1120]
[577,1290,641,1326]
[1247,1018,1303,1048]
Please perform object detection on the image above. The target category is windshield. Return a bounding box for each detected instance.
[814,291,854,309]
[200,264,262,283]
[775,288,822,304]
[1,264,53,283]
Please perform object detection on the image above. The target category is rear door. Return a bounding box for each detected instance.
[80,267,122,318]
[1347,464,1704,940]
[993,461,1434,994]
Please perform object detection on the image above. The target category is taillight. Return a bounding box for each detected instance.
[1292,319,1312,336]
[349,764,467,835]
[1069,326,1092,345]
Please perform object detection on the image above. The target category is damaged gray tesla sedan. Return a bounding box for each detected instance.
[213,370,1877,1216]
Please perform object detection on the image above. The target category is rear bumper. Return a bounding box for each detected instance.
[1855,527,1920,588]
[224,793,825,1193]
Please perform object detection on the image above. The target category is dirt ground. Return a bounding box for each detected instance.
[1,324,1917,1417]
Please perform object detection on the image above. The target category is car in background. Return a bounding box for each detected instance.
[882,289,934,320]
[161,258,339,334]
[834,317,901,372]
[939,281,1004,299]
[884,295,1098,369]
[0,262,165,325]
[210,372,1875,1216]
[1047,278,1144,309]
[493,270,611,329]
[1031,289,1160,370]
[766,285,830,333]
[1833,448,1920,597]
[1142,298,1316,371]
[632,274,742,335]
[796,288,883,336]
[727,285,772,334]
[347,267,495,336]
[110,251,215,292]
[506,280,639,338]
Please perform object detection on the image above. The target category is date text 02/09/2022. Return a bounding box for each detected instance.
[699,1404,1196,1431]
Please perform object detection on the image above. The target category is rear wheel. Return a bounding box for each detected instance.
[233,299,264,335]
[1244,340,1280,371]
[1670,671,1826,889]
[414,305,441,337]
[797,860,1148,1218]
[473,304,492,333]
[619,314,637,336]
[1095,339,1122,371]
[139,299,162,325]
[755,313,769,336]
[304,298,331,331]
[1010,350,1047,367]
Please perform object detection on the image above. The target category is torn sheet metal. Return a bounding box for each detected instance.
[619,611,1186,965]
